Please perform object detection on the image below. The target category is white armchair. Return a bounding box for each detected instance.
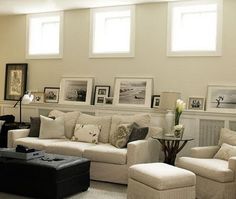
[176,128,236,199]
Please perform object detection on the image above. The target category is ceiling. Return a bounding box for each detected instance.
[0,0,178,15]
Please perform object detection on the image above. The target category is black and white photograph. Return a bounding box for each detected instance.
[94,85,110,105]
[44,87,60,103]
[113,77,153,107]
[151,95,160,108]
[105,97,113,105]
[207,85,236,113]
[31,92,44,103]
[59,77,93,105]
[188,97,205,110]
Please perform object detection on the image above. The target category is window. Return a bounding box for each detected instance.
[90,6,135,57]
[167,0,222,56]
[26,12,63,59]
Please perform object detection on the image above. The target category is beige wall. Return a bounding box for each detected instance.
[0,0,236,103]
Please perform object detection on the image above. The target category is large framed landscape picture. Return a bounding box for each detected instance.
[113,77,153,107]
[4,63,28,101]
[59,77,93,105]
[206,85,236,113]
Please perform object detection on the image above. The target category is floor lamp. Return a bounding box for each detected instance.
[159,92,181,134]
[13,92,34,125]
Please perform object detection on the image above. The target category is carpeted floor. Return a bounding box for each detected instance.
[0,181,127,199]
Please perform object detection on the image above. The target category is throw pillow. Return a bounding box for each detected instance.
[48,109,80,139]
[111,123,135,148]
[77,113,111,143]
[218,128,236,146]
[127,123,149,143]
[214,143,236,161]
[28,117,40,137]
[72,124,101,144]
[39,115,65,139]
[109,114,151,143]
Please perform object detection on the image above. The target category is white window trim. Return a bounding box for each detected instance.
[26,11,64,59]
[89,6,135,58]
[167,0,223,57]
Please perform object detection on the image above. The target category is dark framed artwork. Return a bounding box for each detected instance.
[44,87,60,103]
[94,85,110,105]
[151,95,160,108]
[4,63,28,101]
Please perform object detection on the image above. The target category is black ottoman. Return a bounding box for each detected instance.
[0,154,90,199]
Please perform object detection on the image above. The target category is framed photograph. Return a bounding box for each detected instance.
[31,92,44,103]
[206,85,236,113]
[105,97,113,105]
[188,97,205,110]
[59,77,93,105]
[151,95,160,108]
[94,85,110,105]
[44,87,60,103]
[113,77,153,107]
[4,63,28,101]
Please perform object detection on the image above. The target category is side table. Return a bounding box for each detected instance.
[152,135,194,165]
[0,122,30,148]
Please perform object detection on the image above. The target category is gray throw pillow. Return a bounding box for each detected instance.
[127,124,149,143]
[29,117,40,137]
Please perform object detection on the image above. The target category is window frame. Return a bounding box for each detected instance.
[89,6,135,58]
[167,0,223,57]
[26,11,64,59]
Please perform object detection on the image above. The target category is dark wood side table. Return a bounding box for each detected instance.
[152,135,194,166]
[0,122,30,148]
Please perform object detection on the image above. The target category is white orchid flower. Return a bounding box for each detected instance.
[174,124,184,131]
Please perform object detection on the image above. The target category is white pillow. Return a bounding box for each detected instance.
[39,115,65,139]
[72,124,101,144]
[214,143,236,161]
[218,128,236,146]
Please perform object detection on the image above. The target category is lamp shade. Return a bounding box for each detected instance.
[22,93,34,104]
[159,92,181,110]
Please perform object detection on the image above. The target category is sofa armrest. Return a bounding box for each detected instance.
[127,138,160,167]
[228,157,236,179]
[190,146,220,158]
[7,129,30,148]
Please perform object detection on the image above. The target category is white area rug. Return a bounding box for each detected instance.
[0,181,127,199]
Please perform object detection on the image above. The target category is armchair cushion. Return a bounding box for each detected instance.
[214,143,236,161]
[177,157,234,183]
[190,146,220,158]
[218,128,236,146]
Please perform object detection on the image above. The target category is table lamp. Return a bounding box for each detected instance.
[13,92,34,124]
[159,92,181,134]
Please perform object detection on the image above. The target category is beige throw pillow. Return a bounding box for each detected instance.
[39,115,65,139]
[48,109,80,139]
[218,128,236,146]
[214,143,236,161]
[109,114,151,143]
[111,123,135,148]
[72,124,101,144]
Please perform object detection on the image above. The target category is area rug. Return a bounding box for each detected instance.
[0,181,127,199]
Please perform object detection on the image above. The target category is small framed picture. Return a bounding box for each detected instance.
[151,95,160,108]
[44,87,60,103]
[105,97,113,105]
[32,92,44,103]
[94,85,110,105]
[4,63,28,101]
[188,97,205,111]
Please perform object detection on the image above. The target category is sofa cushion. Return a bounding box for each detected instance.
[14,137,66,150]
[129,163,196,190]
[214,143,236,161]
[48,110,80,139]
[77,113,111,143]
[39,115,65,139]
[218,128,236,146]
[109,114,151,143]
[73,124,101,144]
[177,157,234,183]
[45,140,96,157]
[83,143,127,165]
[28,117,40,137]
[128,125,149,143]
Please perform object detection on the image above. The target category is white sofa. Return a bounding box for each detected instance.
[7,111,162,184]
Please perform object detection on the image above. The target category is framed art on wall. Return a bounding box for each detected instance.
[59,77,93,105]
[44,87,60,103]
[188,97,205,111]
[4,63,28,101]
[94,85,110,105]
[113,77,153,108]
[151,95,160,108]
[206,85,236,113]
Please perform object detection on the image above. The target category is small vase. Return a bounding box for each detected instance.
[174,127,184,138]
